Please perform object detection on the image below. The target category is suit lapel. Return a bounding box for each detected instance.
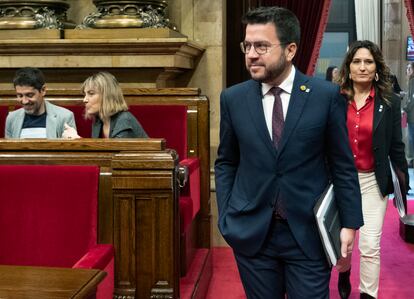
[277,72,310,157]
[373,95,385,133]
[14,109,25,138]
[45,101,58,138]
[246,80,277,157]
[92,119,102,138]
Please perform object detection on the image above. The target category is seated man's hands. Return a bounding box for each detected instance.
[62,123,81,139]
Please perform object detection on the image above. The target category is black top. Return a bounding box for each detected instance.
[22,113,46,129]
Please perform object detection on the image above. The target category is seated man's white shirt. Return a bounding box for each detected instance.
[20,128,47,138]
[19,112,47,138]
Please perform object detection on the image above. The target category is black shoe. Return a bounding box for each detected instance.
[360,293,375,299]
[338,269,351,299]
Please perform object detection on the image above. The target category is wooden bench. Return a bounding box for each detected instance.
[0,87,211,277]
[0,139,203,299]
[0,164,114,298]
[0,87,212,298]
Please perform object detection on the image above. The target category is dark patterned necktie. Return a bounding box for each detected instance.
[271,87,284,148]
[270,87,287,218]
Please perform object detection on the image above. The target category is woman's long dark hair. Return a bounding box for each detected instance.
[338,40,392,105]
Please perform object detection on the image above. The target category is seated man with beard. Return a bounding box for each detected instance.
[5,67,76,138]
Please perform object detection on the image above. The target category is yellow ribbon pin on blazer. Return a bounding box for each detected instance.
[300,85,310,92]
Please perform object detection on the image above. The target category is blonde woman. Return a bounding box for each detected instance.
[63,72,147,139]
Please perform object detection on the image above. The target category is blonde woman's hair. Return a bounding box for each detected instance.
[81,72,128,120]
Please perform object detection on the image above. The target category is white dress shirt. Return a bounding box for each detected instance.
[261,66,296,140]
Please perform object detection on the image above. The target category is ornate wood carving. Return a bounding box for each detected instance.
[0,0,74,29]
[0,34,204,88]
[79,0,169,29]
[150,281,174,299]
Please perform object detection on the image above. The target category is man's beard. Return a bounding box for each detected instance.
[23,103,41,115]
[248,53,287,83]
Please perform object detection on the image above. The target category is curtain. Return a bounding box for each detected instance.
[404,0,414,38]
[354,0,380,44]
[257,0,332,75]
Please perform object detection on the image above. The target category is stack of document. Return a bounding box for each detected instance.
[314,183,341,266]
[389,160,406,218]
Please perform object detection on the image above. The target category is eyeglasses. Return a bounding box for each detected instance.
[240,41,286,55]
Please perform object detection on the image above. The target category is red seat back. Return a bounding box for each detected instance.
[61,104,188,160]
[128,105,188,160]
[0,165,99,267]
[0,106,8,138]
[63,105,93,138]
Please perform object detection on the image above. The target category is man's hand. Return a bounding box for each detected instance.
[340,227,356,258]
[336,227,355,272]
[62,123,81,139]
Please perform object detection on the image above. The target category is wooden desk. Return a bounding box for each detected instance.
[0,265,106,299]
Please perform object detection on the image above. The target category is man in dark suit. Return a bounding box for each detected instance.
[214,6,364,298]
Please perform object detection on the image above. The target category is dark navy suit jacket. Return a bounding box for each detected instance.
[215,70,364,259]
[371,93,409,196]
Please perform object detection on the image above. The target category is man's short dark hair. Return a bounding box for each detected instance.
[13,67,45,91]
[242,6,301,48]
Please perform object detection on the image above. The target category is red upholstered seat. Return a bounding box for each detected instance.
[61,103,202,275]
[128,105,201,234]
[0,106,8,138]
[1,103,201,236]
[128,105,202,277]
[63,104,202,233]
[0,164,114,298]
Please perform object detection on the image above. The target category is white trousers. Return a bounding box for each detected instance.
[358,172,388,298]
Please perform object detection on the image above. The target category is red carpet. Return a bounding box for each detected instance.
[206,247,246,299]
[181,249,209,299]
[207,201,414,299]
